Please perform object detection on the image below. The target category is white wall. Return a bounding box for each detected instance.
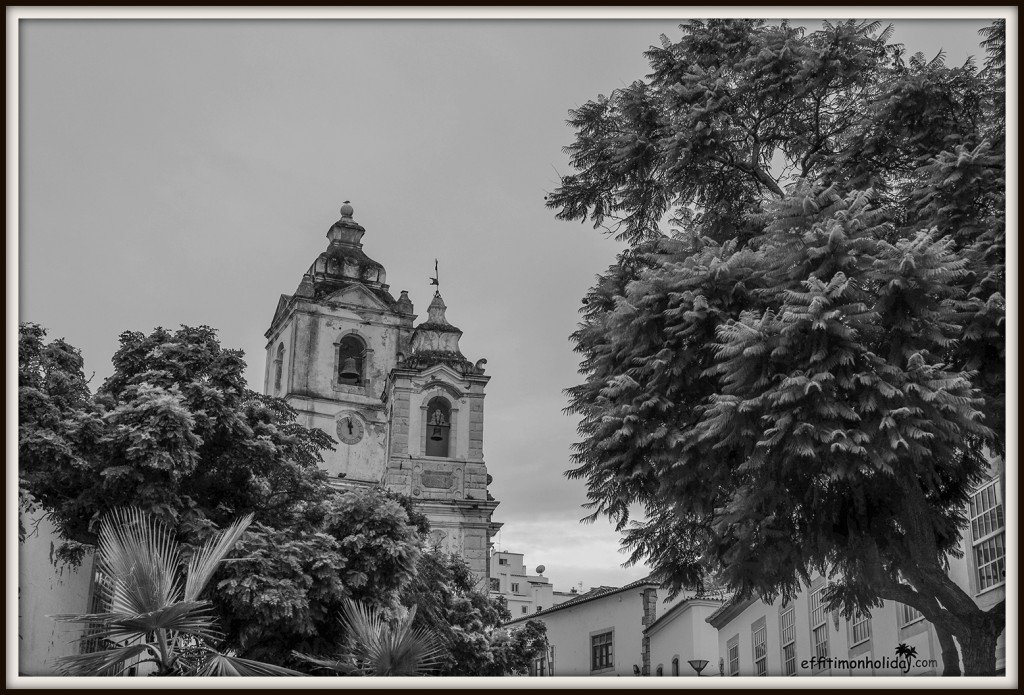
[18,512,94,676]
[528,587,655,677]
[648,600,723,677]
[714,586,940,677]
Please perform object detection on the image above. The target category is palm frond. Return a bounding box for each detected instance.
[195,652,306,677]
[76,602,221,644]
[96,507,182,615]
[55,643,156,676]
[338,600,444,676]
[292,651,358,675]
[183,513,254,602]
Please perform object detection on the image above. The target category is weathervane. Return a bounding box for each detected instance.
[429,259,440,289]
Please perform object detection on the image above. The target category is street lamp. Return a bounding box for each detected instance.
[688,659,709,677]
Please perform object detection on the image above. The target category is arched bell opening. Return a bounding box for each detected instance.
[425,396,452,457]
[337,335,366,386]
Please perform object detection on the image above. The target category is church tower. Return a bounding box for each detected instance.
[263,201,500,585]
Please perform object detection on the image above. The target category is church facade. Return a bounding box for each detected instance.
[262,202,501,585]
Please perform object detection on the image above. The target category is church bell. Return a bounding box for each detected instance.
[339,357,359,380]
[430,426,444,441]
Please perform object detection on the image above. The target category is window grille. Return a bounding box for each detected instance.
[780,603,797,675]
[591,631,613,671]
[899,603,924,627]
[850,610,871,646]
[727,636,739,676]
[809,585,830,662]
[752,622,768,676]
[970,480,1005,592]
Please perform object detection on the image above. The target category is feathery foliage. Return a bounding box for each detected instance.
[550,19,1005,675]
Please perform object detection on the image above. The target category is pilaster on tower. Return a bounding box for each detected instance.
[383,289,501,587]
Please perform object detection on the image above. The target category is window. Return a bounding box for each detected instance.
[273,343,284,393]
[975,536,1005,592]
[727,635,740,676]
[752,619,767,676]
[780,602,797,676]
[656,664,663,676]
[850,610,871,646]
[425,397,451,457]
[498,558,509,566]
[521,605,528,614]
[489,578,500,592]
[899,603,924,627]
[672,657,679,676]
[809,585,830,663]
[511,582,520,593]
[970,480,1005,592]
[337,335,365,386]
[591,631,613,671]
[533,656,546,676]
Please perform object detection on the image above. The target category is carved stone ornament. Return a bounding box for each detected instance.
[420,470,455,489]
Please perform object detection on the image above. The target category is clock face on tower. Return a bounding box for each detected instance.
[336,413,365,445]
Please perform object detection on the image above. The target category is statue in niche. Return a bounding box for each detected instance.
[428,529,447,551]
[428,528,463,555]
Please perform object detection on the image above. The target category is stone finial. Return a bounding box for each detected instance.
[340,200,354,219]
[396,289,414,315]
[426,291,449,325]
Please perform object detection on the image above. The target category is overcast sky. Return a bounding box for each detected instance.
[13,10,1005,593]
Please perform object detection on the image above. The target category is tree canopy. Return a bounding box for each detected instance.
[19,324,424,666]
[402,551,548,676]
[548,19,1005,675]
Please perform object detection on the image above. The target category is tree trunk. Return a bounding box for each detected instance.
[958,622,1001,676]
[934,625,961,676]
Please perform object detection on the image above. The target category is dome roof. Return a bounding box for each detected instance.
[301,201,395,301]
[406,291,473,373]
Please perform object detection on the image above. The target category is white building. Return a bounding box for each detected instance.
[645,595,727,677]
[707,463,1006,677]
[507,577,693,676]
[488,551,576,618]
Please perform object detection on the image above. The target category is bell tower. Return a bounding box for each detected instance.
[382,291,501,584]
[264,201,500,586]
[264,201,414,484]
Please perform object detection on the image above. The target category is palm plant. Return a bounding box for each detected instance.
[51,507,301,676]
[296,599,444,676]
[895,642,919,660]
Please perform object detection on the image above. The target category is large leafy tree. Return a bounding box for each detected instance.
[401,551,548,676]
[548,19,1005,675]
[213,487,422,664]
[19,324,423,667]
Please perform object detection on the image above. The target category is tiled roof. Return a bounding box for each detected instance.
[505,576,658,625]
[706,595,757,628]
